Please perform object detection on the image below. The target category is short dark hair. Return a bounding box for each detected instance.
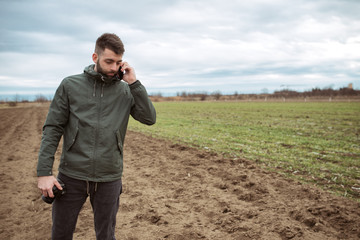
[95,33,125,55]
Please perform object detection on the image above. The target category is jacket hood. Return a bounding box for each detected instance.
[84,64,120,84]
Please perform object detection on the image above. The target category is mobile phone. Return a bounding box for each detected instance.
[118,67,124,80]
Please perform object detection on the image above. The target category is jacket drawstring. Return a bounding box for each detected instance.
[93,81,97,97]
[95,182,98,192]
[99,75,106,98]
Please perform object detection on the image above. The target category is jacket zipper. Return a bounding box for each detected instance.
[92,79,103,178]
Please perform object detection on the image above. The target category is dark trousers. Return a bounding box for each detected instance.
[52,172,122,240]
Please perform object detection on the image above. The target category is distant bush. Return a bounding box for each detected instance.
[8,101,17,107]
[211,91,222,100]
[35,94,48,102]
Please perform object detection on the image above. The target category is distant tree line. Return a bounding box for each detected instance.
[149,86,360,102]
[272,87,360,98]
[2,86,359,105]
[176,91,223,101]
[0,93,51,107]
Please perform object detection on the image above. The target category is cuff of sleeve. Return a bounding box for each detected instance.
[129,80,140,89]
[37,170,53,176]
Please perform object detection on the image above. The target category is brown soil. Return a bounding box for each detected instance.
[0,105,359,240]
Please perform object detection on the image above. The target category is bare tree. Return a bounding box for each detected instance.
[35,94,48,102]
[211,91,222,100]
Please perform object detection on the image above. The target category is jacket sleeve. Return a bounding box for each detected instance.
[129,80,156,125]
[37,80,69,176]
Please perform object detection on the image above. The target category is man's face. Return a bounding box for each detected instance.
[93,48,123,77]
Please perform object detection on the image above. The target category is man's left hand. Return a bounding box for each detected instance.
[120,62,136,85]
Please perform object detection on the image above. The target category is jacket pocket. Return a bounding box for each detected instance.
[115,129,123,155]
[65,118,79,151]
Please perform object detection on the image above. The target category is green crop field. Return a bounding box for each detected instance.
[128,101,360,200]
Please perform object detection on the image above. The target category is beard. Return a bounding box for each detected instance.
[96,60,116,77]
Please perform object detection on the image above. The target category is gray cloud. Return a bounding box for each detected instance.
[0,0,359,98]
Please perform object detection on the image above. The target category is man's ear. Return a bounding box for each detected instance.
[92,53,98,63]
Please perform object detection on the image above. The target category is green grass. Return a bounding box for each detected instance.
[129,101,360,200]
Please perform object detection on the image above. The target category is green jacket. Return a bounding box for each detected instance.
[37,64,156,182]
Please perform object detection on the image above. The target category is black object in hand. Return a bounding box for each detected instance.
[42,179,66,204]
[118,67,124,80]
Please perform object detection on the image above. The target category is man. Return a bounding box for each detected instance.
[37,33,156,239]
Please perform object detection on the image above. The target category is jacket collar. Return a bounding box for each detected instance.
[84,64,120,84]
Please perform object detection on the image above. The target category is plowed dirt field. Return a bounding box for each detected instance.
[0,104,359,239]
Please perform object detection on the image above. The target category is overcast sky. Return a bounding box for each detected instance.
[1,0,360,99]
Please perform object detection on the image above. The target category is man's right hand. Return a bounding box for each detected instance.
[38,176,63,198]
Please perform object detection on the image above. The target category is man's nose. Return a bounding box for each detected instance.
[110,63,118,72]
